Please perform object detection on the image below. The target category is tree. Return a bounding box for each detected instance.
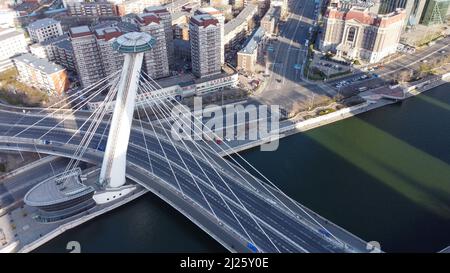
[397,69,412,83]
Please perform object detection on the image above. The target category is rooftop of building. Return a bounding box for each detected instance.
[138,12,162,25]
[54,38,73,51]
[27,18,60,30]
[337,0,375,9]
[144,5,169,14]
[239,26,265,55]
[261,4,281,22]
[325,6,407,27]
[95,26,123,41]
[13,53,65,75]
[197,6,223,16]
[163,0,191,10]
[190,14,219,27]
[0,28,24,41]
[173,38,190,48]
[13,2,39,13]
[224,4,257,35]
[155,67,236,88]
[40,33,70,46]
[70,25,92,38]
[195,67,236,84]
[172,10,190,21]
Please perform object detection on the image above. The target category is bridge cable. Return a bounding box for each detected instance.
[64,78,120,176]
[134,87,186,199]
[36,77,119,141]
[7,72,120,138]
[140,71,345,249]
[138,80,259,236]
[139,76,281,252]
[137,80,263,248]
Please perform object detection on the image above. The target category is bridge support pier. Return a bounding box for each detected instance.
[99,32,155,188]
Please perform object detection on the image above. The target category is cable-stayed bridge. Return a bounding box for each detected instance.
[0,33,373,253]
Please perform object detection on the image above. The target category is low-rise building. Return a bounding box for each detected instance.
[29,34,77,72]
[320,5,406,64]
[67,0,117,17]
[116,0,165,16]
[27,18,63,43]
[13,53,69,95]
[0,27,28,72]
[237,26,265,72]
[224,4,257,50]
[260,4,280,35]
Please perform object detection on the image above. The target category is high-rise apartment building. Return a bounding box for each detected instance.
[94,26,125,76]
[144,6,174,67]
[27,18,63,43]
[189,14,221,78]
[70,23,133,88]
[137,13,171,79]
[70,26,105,88]
[196,7,225,65]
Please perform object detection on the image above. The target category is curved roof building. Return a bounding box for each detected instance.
[24,168,95,222]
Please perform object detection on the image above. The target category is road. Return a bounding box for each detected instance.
[253,0,333,112]
[0,156,69,214]
[325,36,450,95]
[0,109,370,253]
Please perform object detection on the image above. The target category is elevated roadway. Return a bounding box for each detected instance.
[0,108,371,253]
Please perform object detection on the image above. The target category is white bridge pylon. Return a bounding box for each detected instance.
[99,32,155,188]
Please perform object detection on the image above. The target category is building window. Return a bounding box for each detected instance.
[347,27,357,43]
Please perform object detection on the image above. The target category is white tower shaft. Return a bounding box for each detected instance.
[99,52,144,188]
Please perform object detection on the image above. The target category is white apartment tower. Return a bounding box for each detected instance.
[95,26,125,77]
[189,14,221,78]
[144,6,174,67]
[70,26,105,88]
[71,24,128,88]
[138,13,170,79]
[196,7,225,65]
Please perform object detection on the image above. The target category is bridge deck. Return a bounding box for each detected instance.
[0,109,371,253]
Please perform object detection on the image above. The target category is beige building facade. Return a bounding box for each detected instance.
[320,6,406,63]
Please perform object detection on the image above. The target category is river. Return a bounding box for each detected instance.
[36,83,450,253]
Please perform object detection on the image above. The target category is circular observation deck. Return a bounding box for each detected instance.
[112,32,155,53]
